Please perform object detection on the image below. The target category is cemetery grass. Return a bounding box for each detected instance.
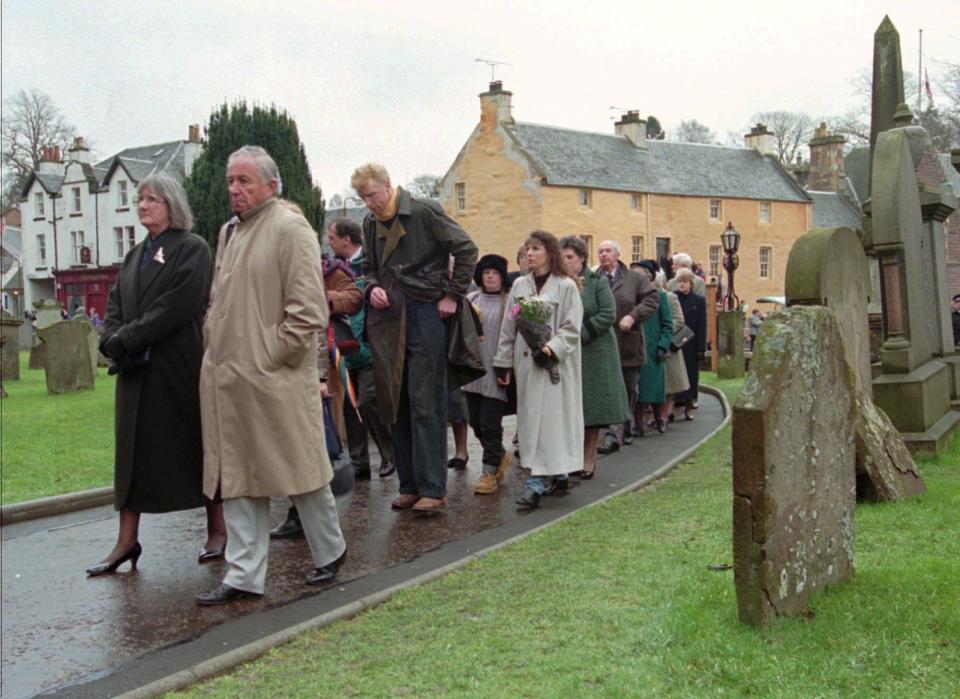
[177,374,959,699]
[1,352,115,504]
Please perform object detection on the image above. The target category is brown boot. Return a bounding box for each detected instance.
[495,452,511,483]
[474,473,499,494]
[391,493,420,510]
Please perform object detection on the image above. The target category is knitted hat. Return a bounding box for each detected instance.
[474,254,509,289]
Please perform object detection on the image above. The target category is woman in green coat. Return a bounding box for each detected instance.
[634,261,673,432]
[560,237,630,478]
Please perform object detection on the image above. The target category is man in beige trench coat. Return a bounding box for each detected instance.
[195,145,347,606]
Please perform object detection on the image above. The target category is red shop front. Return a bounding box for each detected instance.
[54,264,119,319]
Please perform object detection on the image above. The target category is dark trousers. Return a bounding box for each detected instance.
[344,364,394,470]
[394,299,448,499]
[608,365,639,442]
[465,392,507,474]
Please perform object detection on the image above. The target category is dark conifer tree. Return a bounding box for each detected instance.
[185,102,324,247]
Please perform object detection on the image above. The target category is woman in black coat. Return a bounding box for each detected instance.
[672,268,707,421]
[87,174,226,575]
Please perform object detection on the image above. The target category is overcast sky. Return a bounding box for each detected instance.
[2,0,957,198]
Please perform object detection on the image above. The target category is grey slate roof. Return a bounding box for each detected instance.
[34,173,64,195]
[844,147,870,204]
[809,191,863,230]
[97,140,189,185]
[507,122,810,202]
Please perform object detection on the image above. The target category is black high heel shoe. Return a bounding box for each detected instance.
[86,542,142,576]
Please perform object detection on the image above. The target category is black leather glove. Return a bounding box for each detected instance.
[533,348,554,368]
[656,347,668,362]
[107,355,135,375]
[101,333,126,360]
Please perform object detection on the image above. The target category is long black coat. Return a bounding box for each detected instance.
[674,290,707,404]
[102,228,212,513]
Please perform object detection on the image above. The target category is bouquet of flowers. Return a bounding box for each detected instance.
[508,297,560,384]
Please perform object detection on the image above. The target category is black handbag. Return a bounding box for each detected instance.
[669,325,695,353]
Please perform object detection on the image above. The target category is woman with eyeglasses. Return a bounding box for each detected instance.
[88,173,226,576]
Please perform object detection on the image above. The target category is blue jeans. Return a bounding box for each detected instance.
[394,298,448,499]
[525,474,567,494]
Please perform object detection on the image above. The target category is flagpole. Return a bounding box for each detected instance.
[918,29,923,122]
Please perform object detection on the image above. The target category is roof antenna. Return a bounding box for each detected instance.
[609,106,638,120]
[476,58,511,82]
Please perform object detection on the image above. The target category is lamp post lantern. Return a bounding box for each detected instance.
[721,222,741,312]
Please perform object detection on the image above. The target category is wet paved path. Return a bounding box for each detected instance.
[2,394,724,698]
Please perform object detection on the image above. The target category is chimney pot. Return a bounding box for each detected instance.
[615,110,647,147]
[480,82,513,126]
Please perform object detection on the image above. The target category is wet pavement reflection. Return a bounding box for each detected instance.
[2,399,724,698]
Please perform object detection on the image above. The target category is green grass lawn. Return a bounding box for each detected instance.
[174,375,959,699]
[1,352,115,504]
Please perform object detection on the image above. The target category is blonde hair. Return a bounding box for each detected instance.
[674,268,696,284]
[350,163,391,190]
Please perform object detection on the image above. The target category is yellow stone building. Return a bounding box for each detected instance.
[439,82,816,309]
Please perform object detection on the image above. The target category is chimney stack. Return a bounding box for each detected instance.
[37,145,65,175]
[479,81,513,129]
[744,123,775,156]
[615,110,647,148]
[188,124,201,143]
[67,136,91,164]
[806,122,846,192]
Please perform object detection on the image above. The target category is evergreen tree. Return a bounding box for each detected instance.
[185,102,324,247]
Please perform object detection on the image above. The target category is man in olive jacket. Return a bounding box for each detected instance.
[196,146,347,606]
[353,163,478,514]
[596,240,660,453]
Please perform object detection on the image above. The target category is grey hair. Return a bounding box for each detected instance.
[674,267,696,283]
[137,173,193,230]
[672,252,693,269]
[599,239,621,255]
[228,145,283,195]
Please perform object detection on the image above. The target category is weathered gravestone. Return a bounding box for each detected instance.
[864,17,960,456]
[733,306,856,625]
[717,311,745,379]
[0,310,24,381]
[36,320,95,394]
[29,299,65,370]
[786,226,924,501]
[72,313,99,377]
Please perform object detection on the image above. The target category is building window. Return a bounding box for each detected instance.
[578,189,592,208]
[631,236,644,263]
[579,234,593,264]
[709,199,722,221]
[117,180,129,208]
[455,182,466,212]
[759,201,771,224]
[72,186,82,213]
[630,193,642,211]
[759,246,772,279]
[126,226,136,252]
[114,227,124,259]
[71,231,85,264]
[655,237,671,262]
[709,245,721,277]
[34,192,45,218]
[37,235,46,265]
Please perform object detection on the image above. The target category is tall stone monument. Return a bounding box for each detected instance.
[865,17,960,456]
[733,306,857,625]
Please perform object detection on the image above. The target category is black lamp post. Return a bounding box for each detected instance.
[721,222,741,312]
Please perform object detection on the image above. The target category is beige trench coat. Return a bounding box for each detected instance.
[201,198,333,499]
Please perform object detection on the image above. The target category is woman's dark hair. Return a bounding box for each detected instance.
[525,230,572,280]
[559,235,587,262]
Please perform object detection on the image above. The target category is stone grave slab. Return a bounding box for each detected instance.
[732,306,857,625]
[854,388,925,501]
[717,311,745,379]
[36,320,94,394]
[0,310,23,381]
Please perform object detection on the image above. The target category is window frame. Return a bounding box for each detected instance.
[631,235,644,264]
[759,201,772,224]
[579,234,594,265]
[708,245,721,277]
[71,230,85,264]
[34,192,45,218]
[578,189,592,209]
[709,199,722,221]
[117,180,129,209]
[72,186,82,213]
[759,246,772,279]
[455,182,466,213]
[126,226,136,253]
[36,234,47,265]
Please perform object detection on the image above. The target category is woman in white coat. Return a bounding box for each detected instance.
[494,230,584,510]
